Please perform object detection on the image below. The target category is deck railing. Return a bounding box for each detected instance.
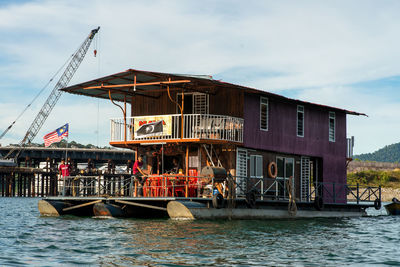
[57,174,381,206]
[110,114,244,143]
[59,174,217,198]
[246,177,381,205]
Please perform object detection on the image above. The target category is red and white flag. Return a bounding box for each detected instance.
[43,124,69,147]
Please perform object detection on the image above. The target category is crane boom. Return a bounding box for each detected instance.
[3,27,100,160]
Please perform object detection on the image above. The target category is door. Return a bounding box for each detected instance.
[276,157,294,199]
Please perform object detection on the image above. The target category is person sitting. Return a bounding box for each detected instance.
[170,158,182,174]
[132,155,147,197]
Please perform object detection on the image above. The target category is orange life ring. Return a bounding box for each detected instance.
[267,161,278,178]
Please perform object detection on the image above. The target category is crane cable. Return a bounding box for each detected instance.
[0,53,74,141]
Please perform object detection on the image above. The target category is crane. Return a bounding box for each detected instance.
[2,26,100,161]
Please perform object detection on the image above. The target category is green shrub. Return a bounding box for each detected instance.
[347,169,400,186]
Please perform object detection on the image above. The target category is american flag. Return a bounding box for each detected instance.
[43,123,69,147]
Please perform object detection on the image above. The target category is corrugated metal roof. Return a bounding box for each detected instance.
[61,68,366,116]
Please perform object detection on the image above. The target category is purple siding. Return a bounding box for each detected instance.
[243,93,347,186]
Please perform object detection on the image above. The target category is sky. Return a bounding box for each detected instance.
[0,0,400,154]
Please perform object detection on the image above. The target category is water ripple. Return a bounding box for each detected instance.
[0,198,398,266]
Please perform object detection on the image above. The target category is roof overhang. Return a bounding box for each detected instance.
[61,68,367,116]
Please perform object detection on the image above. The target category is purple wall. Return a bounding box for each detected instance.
[243,93,347,185]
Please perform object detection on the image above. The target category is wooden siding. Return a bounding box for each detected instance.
[209,88,243,118]
[131,92,175,116]
[130,87,244,118]
[243,93,347,187]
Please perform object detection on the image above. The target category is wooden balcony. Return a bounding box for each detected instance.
[110,114,244,145]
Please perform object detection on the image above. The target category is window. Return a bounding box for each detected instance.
[250,155,263,178]
[297,105,304,137]
[329,112,335,142]
[177,93,209,114]
[193,93,209,114]
[260,97,268,131]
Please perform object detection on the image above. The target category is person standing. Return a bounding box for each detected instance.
[132,155,147,196]
[59,159,71,196]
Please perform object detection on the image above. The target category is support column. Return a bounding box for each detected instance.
[185,145,189,197]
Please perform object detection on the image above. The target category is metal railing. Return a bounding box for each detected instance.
[245,177,381,204]
[58,174,382,205]
[59,174,215,198]
[110,114,244,143]
[308,182,381,204]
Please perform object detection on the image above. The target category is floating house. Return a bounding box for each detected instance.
[38,68,381,219]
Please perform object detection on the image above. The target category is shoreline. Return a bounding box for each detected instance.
[380,187,400,202]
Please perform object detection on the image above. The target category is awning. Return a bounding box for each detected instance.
[61,68,367,116]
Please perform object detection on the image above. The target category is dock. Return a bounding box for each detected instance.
[0,147,134,197]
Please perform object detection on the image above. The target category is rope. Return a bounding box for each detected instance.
[0,53,73,141]
[286,177,297,216]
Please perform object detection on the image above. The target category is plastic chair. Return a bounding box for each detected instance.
[174,174,186,197]
[188,169,198,197]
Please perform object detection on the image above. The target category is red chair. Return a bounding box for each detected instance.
[188,169,198,197]
[149,176,161,197]
[161,175,172,197]
[174,174,186,197]
[143,178,149,197]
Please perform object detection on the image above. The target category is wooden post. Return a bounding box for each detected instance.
[7,175,11,197]
[124,95,127,141]
[0,175,2,197]
[41,173,44,197]
[23,174,26,197]
[32,174,36,197]
[28,175,32,197]
[185,145,189,197]
[181,87,184,139]
[18,173,22,197]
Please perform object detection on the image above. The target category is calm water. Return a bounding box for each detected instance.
[0,198,398,266]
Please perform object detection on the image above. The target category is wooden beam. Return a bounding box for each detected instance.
[62,200,102,212]
[83,80,191,90]
[109,139,243,146]
[114,199,167,211]
[93,89,160,100]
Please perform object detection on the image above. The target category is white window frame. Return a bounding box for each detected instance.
[236,148,248,195]
[297,105,304,137]
[329,111,336,142]
[260,97,269,131]
[176,92,209,114]
[250,154,263,178]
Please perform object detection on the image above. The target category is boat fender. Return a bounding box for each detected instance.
[314,196,324,211]
[374,198,381,210]
[212,193,224,209]
[267,161,278,178]
[246,190,257,208]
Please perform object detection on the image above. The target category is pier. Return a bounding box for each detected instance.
[0,147,134,197]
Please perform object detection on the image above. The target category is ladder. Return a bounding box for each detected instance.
[202,144,222,168]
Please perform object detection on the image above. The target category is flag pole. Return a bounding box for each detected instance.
[65,123,69,163]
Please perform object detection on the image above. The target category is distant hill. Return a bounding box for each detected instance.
[354,142,400,163]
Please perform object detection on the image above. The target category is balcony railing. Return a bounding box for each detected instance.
[110,114,244,143]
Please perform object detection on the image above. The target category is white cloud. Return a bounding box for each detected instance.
[295,85,400,154]
[1,0,400,153]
